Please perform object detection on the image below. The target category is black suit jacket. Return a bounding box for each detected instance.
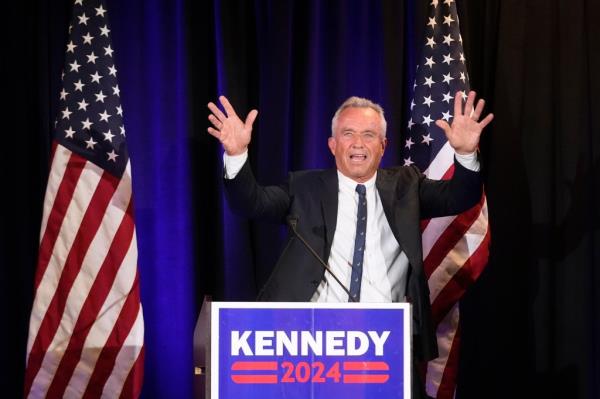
[224,158,483,362]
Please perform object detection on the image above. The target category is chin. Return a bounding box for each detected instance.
[351,173,371,182]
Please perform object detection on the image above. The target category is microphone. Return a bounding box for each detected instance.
[286,215,356,302]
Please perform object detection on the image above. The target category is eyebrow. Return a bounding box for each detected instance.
[342,128,377,134]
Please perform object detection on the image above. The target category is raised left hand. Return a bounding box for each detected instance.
[435,90,494,155]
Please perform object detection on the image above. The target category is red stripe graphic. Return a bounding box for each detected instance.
[119,346,145,399]
[436,324,461,399]
[49,141,59,167]
[231,361,278,371]
[430,230,491,326]
[82,272,142,398]
[343,362,389,371]
[231,375,278,384]
[440,163,455,181]
[45,203,135,397]
[343,374,390,384]
[24,169,120,396]
[423,194,485,278]
[34,151,86,290]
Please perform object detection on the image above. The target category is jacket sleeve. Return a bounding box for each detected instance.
[223,159,291,224]
[418,156,483,219]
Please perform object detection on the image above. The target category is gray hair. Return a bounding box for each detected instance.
[331,96,387,138]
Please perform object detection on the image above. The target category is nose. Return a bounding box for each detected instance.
[351,135,364,147]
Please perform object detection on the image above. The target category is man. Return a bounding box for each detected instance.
[207,93,493,396]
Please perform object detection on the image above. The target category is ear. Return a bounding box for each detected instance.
[381,137,387,155]
[328,136,337,156]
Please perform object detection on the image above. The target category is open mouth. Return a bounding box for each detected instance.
[350,154,367,162]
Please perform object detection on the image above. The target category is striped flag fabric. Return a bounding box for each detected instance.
[24,0,144,397]
[403,0,490,397]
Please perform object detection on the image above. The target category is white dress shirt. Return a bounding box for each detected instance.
[312,171,408,302]
[224,150,479,302]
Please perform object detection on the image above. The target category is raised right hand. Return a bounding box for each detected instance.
[207,96,258,156]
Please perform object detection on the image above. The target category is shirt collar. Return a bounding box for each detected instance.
[336,170,377,194]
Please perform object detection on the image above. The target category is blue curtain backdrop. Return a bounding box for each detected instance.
[2,0,599,398]
[204,0,425,303]
[107,0,194,397]
[109,1,421,396]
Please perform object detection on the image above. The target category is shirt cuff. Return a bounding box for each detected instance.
[454,151,480,172]
[223,150,248,179]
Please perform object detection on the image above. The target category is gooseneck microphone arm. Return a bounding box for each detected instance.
[286,215,356,302]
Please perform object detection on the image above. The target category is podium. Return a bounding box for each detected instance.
[194,297,411,399]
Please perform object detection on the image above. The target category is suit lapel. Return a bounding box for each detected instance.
[320,168,419,264]
[376,169,399,237]
[319,169,338,257]
[377,169,411,258]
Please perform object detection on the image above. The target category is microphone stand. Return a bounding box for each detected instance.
[286,216,356,303]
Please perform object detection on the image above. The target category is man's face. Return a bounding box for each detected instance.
[328,107,387,183]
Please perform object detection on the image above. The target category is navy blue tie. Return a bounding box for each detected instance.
[349,184,367,302]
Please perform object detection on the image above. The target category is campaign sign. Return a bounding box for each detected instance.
[210,302,411,399]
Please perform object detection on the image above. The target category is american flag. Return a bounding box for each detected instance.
[403,0,490,398]
[24,0,144,397]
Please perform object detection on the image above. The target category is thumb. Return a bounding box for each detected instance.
[435,119,451,136]
[245,109,258,130]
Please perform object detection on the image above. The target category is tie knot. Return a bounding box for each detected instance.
[355,184,366,196]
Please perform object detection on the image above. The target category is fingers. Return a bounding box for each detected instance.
[219,95,239,119]
[207,101,226,122]
[454,91,463,118]
[208,114,222,130]
[470,99,485,121]
[207,126,221,139]
[453,90,492,124]
[464,90,476,117]
[435,119,451,135]
[245,109,258,130]
[207,95,239,124]
[479,113,494,129]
